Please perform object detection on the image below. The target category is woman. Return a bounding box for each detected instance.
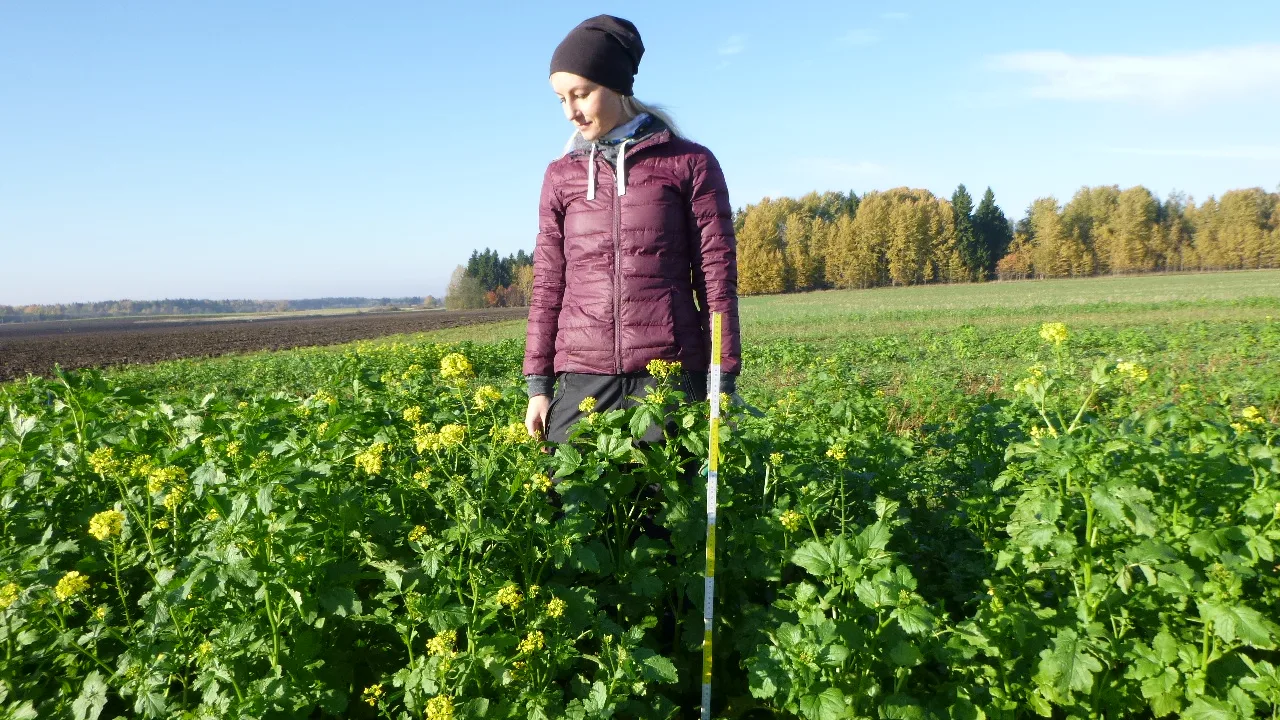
[524,14,741,444]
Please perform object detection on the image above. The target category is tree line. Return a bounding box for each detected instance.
[734,185,1279,294]
[0,296,441,324]
[445,249,534,310]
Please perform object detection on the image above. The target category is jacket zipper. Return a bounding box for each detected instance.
[612,165,622,374]
[579,132,671,375]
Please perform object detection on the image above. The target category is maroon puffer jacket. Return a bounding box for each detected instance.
[523,129,742,378]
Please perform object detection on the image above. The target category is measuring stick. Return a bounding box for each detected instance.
[701,312,722,720]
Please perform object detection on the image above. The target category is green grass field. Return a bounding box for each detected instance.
[388,270,1280,347]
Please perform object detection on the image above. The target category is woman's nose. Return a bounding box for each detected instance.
[563,102,579,122]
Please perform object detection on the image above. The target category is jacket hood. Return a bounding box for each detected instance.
[563,113,669,200]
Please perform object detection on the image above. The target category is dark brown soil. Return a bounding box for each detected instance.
[0,308,528,381]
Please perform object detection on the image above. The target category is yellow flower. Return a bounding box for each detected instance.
[826,445,847,462]
[646,359,682,380]
[530,474,553,493]
[1232,422,1250,435]
[578,396,597,413]
[293,553,307,563]
[1242,406,1264,424]
[439,353,474,383]
[311,389,336,406]
[205,508,220,522]
[437,424,466,448]
[88,509,125,541]
[162,485,187,511]
[494,421,528,445]
[545,597,567,619]
[427,629,457,657]
[413,469,432,489]
[0,583,19,610]
[54,571,90,602]
[93,605,108,621]
[237,401,249,410]
[226,441,243,459]
[769,452,783,466]
[196,641,213,658]
[251,451,271,471]
[362,683,385,707]
[88,447,121,476]
[409,525,428,543]
[1039,322,1069,346]
[1115,361,1149,383]
[403,406,423,424]
[426,695,454,720]
[779,510,804,533]
[146,465,187,494]
[154,519,170,530]
[316,421,330,435]
[494,583,523,609]
[129,455,156,479]
[517,630,545,654]
[473,385,502,410]
[354,442,387,475]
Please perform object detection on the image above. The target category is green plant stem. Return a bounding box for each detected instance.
[110,542,133,626]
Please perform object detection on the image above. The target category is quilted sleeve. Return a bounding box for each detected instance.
[687,148,742,374]
[523,164,566,377]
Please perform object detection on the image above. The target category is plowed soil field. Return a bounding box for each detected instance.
[0,307,527,381]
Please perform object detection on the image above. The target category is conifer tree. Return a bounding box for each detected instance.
[951,184,983,281]
[972,188,1012,279]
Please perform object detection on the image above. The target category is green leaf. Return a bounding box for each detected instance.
[641,655,679,684]
[72,671,108,720]
[892,604,935,636]
[1035,628,1103,698]
[889,641,923,667]
[629,404,660,439]
[428,604,468,633]
[1197,600,1277,648]
[584,681,608,715]
[798,687,850,720]
[553,445,582,478]
[748,655,783,699]
[792,540,834,577]
[318,587,362,617]
[1181,698,1238,720]
[820,644,850,667]
[596,431,632,460]
[882,694,928,720]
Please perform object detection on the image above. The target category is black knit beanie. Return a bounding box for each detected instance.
[549,15,644,96]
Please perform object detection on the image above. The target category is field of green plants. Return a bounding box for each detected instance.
[2,275,1279,719]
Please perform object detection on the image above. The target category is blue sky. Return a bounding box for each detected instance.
[2,1,1278,305]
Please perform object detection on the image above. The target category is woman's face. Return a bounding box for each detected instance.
[550,72,625,141]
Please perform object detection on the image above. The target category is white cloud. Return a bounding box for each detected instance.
[840,29,878,47]
[718,34,747,56]
[988,44,1280,105]
[881,11,910,20]
[1102,145,1280,161]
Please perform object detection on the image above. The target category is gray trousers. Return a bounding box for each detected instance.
[544,371,709,444]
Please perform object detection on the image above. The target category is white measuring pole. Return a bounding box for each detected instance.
[700,312,723,720]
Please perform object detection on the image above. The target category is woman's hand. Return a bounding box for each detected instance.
[525,395,551,439]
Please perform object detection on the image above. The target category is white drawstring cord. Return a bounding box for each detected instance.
[586,144,597,201]
[616,139,629,196]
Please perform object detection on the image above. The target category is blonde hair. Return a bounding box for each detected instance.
[619,95,681,138]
